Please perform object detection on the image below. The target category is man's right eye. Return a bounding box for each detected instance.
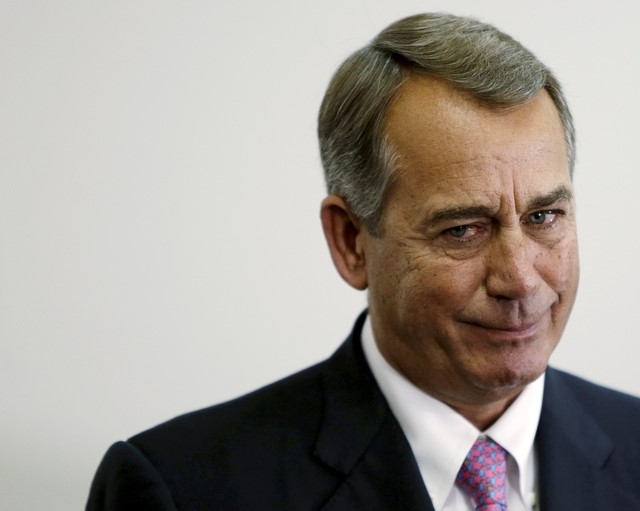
[441,224,488,245]
[448,225,470,238]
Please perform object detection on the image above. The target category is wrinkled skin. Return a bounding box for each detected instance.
[321,76,579,428]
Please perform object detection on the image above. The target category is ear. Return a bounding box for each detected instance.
[320,195,368,290]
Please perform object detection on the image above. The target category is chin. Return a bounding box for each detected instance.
[468,357,548,394]
[478,334,555,385]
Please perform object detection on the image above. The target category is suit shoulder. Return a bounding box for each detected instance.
[129,360,326,459]
[547,367,640,421]
[87,362,334,510]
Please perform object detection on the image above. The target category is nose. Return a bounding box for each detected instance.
[484,229,539,300]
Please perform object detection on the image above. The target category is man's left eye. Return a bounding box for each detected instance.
[528,210,557,225]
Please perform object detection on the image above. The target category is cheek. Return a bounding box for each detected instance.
[400,254,483,312]
[538,237,579,293]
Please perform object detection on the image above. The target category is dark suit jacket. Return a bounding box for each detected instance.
[86,313,640,510]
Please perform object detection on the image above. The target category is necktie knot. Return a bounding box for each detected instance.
[456,437,508,510]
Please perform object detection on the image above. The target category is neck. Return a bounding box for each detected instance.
[448,393,521,430]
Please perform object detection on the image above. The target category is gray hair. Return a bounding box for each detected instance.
[318,13,575,235]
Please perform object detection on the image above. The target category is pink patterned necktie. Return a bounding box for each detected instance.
[456,437,508,511]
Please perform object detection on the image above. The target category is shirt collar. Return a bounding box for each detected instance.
[361,315,544,510]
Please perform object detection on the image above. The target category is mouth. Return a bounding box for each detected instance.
[461,319,542,343]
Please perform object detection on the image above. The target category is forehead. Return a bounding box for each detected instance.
[383,76,570,212]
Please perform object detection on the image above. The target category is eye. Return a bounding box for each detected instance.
[528,210,559,225]
[445,224,483,241]
[449,225,470,238]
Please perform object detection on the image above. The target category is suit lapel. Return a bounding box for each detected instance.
[310,320,640,510]
[314,313,434,511]
[537,368,640,510]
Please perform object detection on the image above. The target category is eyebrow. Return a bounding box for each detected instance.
[426,185,574,225]
[429,205,495,225]
[526,185,574,211]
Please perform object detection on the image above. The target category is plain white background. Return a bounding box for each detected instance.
[2,1,639,509]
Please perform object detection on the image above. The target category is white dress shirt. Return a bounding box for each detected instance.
[361,316,543,511]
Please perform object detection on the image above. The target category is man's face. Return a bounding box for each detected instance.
[365,77,579,408]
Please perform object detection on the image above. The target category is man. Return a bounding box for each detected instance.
[86,13,640,510]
